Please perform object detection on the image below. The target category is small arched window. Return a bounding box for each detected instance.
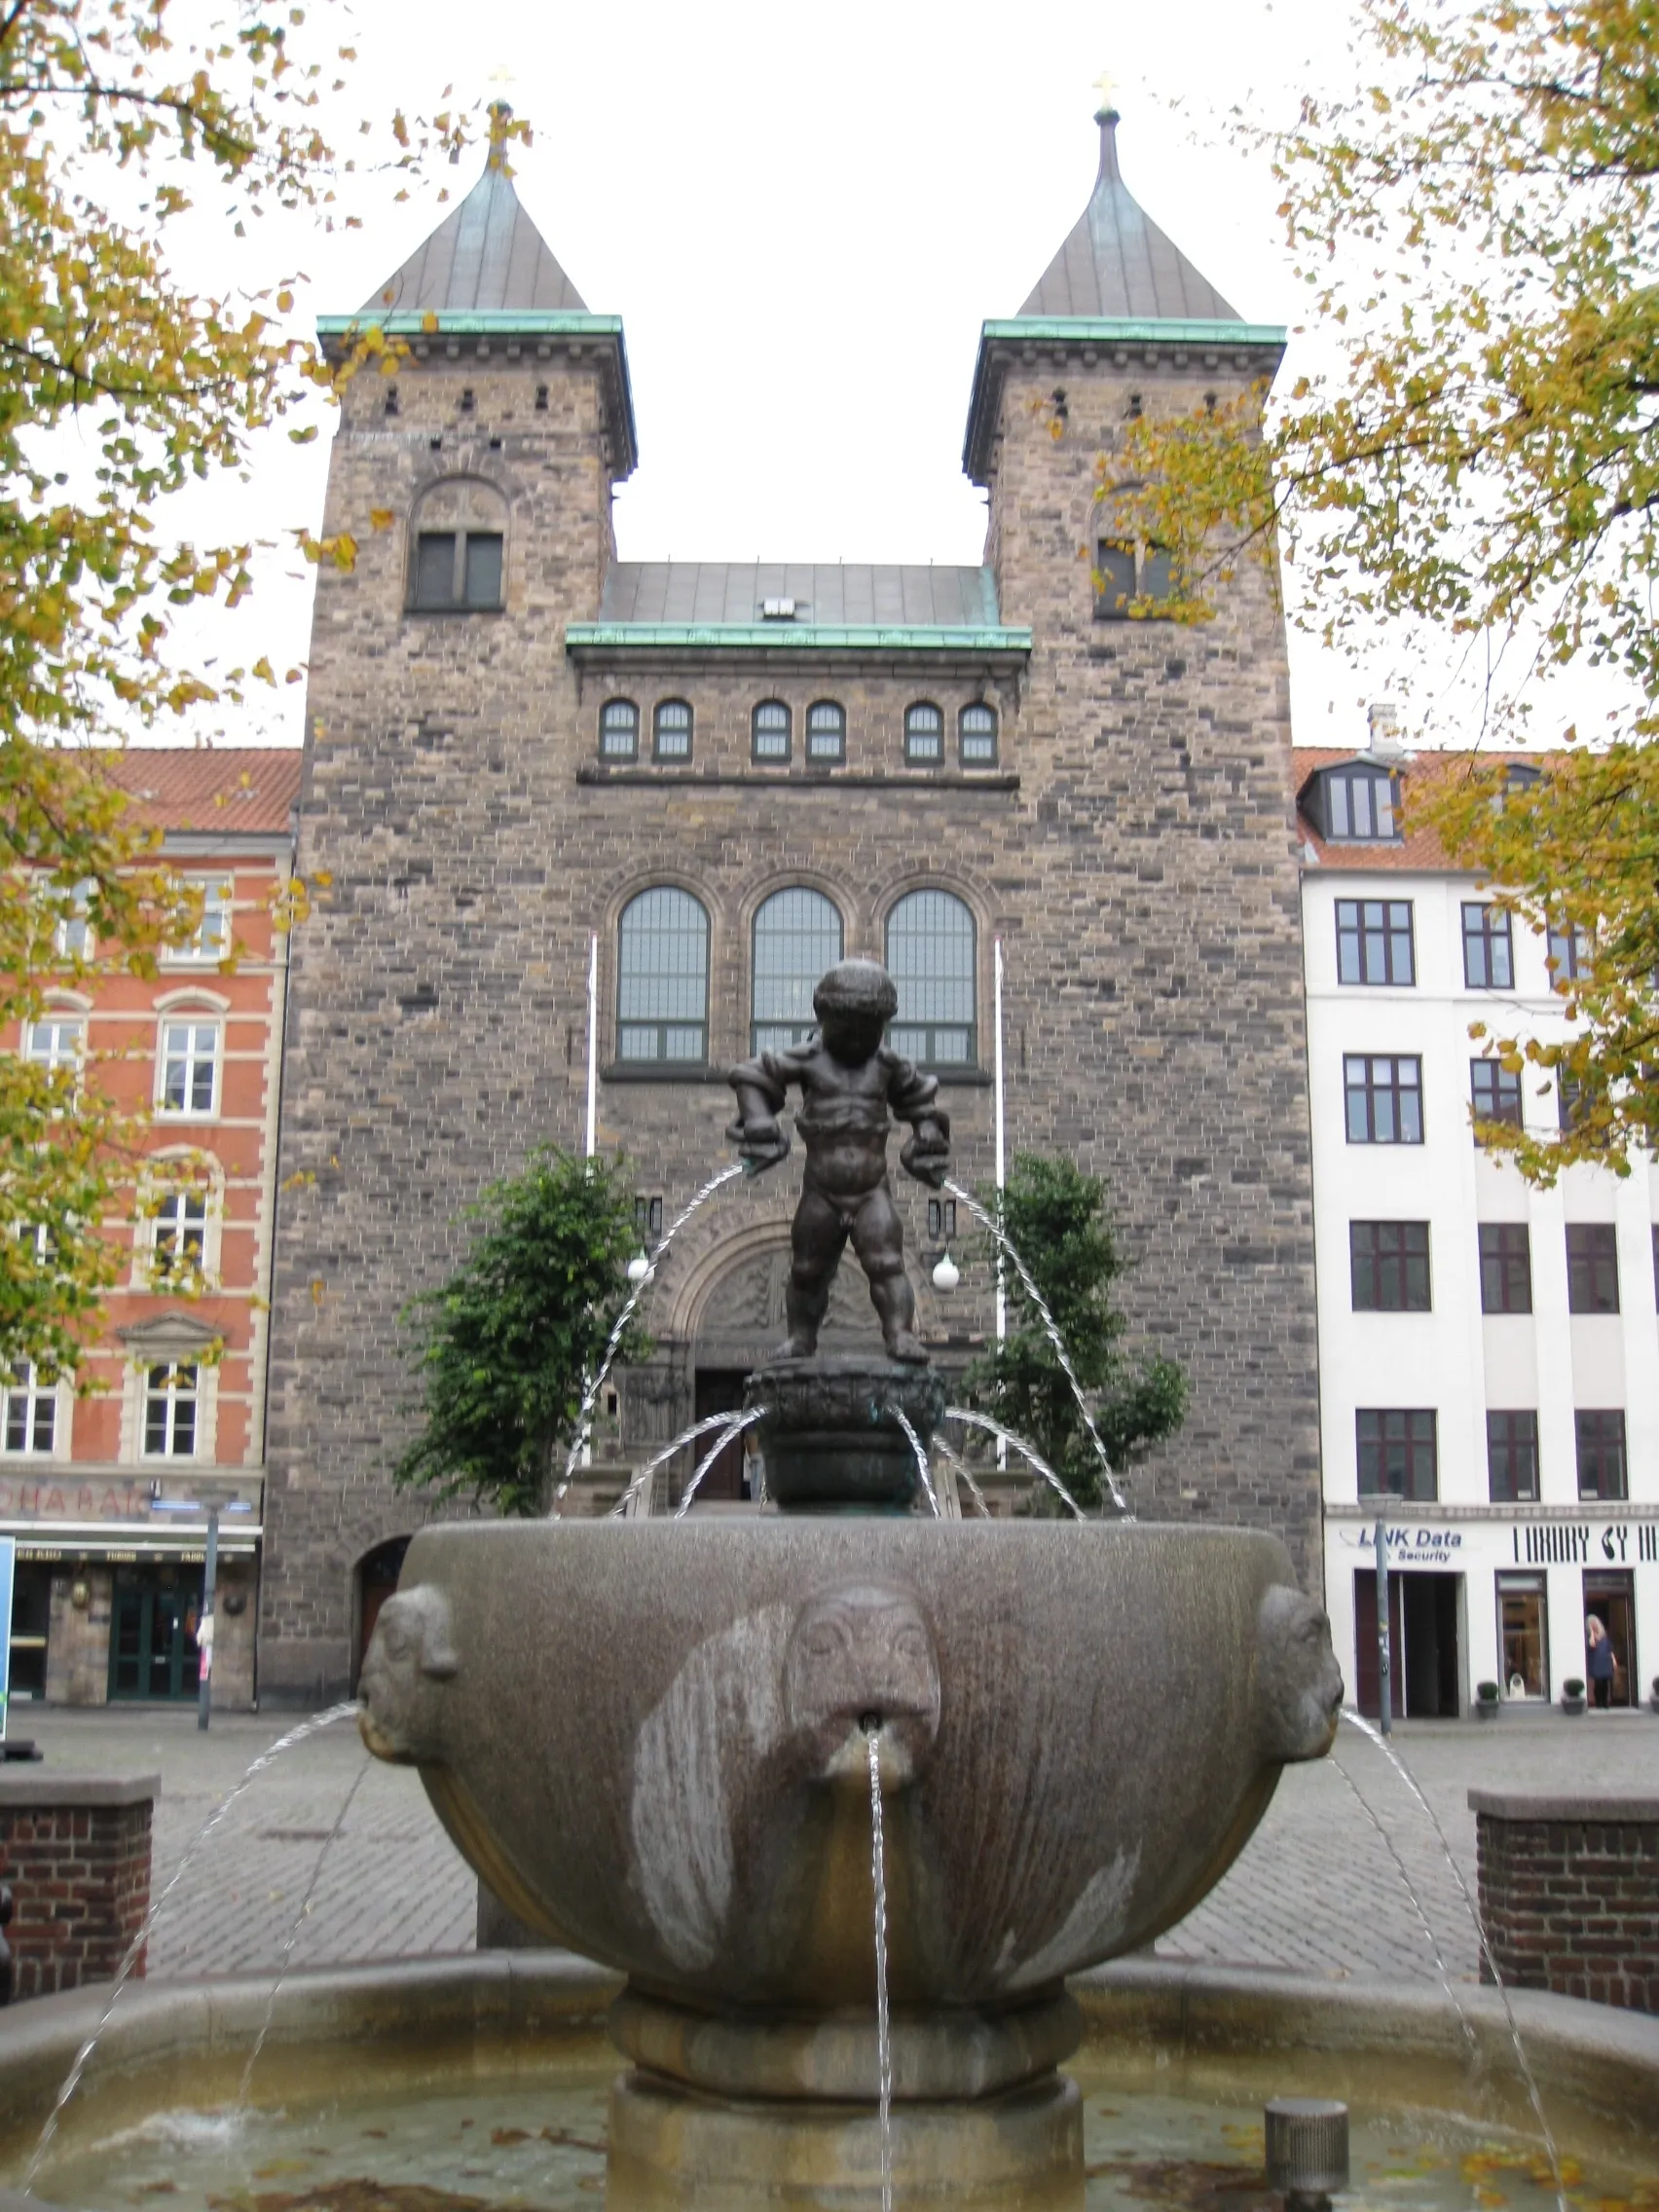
[959,702,998,765]
[806,701,845,764]
[408,477,506,611]
[885,890,976,1067]
[904,702,943,765]
[753,701,792,763]
[617,888,709,1065]
[600,700,639,761]
[653,700,693,763]
[753,889,843,1054]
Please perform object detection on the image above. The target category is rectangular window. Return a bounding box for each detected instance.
[25,1016,84,1079]
[1324,769,1398,841]
[1471,1059,1523,1134]
[1546,917,1590,986]
[2,1364,55,1456]
[926,1197,958,1245]
[1575,1409,1627,1500]
[1335,900,1415,985]
[1094,539,1136,618]
[168,879,232,964]
[54,880,93,963]
[152,1192,208,1282]
[1344,1054,1422,1144]
[1461,903,1515,989]
[634,1194,663,1243]
[1478,1223,1533,1313]
[1348,1221,1430,1311]
[143,1363,198,1458]
[1566,1223,1619,1313]
[1497,1572,1549,1697]
[414,532,457,608]
[1357,1409,1438,1500]
[160,1022,218,1116]
[463,534,503,608]
[1487,1410,1540,1502]
[1558,1074,1587,1132]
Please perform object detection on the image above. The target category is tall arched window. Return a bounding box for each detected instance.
[752,889,843,1053]
[752,701,792,763]
[885,890,976,1066]
[617,888,709,1064]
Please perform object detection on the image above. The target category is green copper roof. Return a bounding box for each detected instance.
[566,621,1030,656]
[978,315,1285,349]
[315,311,624,339]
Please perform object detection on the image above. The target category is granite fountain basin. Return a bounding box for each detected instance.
[358,1519,1342,2095]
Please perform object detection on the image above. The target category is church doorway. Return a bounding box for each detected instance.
[691,1371,751,1504]
[354,1536,411,1687]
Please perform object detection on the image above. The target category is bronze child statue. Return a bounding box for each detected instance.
[726,958,950,1365]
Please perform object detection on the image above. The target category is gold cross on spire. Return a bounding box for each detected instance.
[1092,69,1118,112]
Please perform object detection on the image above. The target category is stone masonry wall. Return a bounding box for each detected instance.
[1473,1790,1659,2012]
[259,332,1322,1702]
[0,1775,155,1999]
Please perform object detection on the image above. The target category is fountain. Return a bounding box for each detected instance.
[3,961,1658,2207]
[348,958,1346,2206]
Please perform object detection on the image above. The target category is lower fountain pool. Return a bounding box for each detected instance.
[16,2059,1651,2212]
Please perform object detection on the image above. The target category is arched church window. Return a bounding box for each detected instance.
[617,888,709,1065]
[752,701,791,763]
[600,700,639,760]
[653,700,693,763]
[904,702,943,765]
[752,889,843,1053]
[408,477,507,611]
[885,890,977,1067]
[959,702,998,765]
[806,701,845,764]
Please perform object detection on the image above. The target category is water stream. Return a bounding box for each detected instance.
[24,1702,361,2186]
[609,1412,761,1519]
[1341,1711,1567,2212]
[1328,1750,1480,2065]
[238,1755,374,2106]
[552,1163,744,1513]
[943,1407,1086,1521]
[941,1179,1132,1517]
[673,1408,768,1519]
[866,1728,894,2212]
[932,1432,992,1518]
[887,1405,941,1519]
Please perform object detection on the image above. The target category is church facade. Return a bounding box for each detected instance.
[258,110,1322,1703]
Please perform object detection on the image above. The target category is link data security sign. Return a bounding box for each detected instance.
[0,1532,13,1741]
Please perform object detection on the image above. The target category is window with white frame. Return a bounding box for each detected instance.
[159,1021,219,1116]
[167,880,232,965]
[151,1190,209,1283]
[2,1363,56,1455]
[143,1362,199,1457]
[53,880,93,963]
[26,1015,84,1078]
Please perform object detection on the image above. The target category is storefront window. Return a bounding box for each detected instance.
[1497,1572,1549,1698]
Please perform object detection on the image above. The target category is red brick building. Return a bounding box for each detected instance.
[3,748,300,1710]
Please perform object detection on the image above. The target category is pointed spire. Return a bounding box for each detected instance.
[1018,104,1241,322]
[362,118,588,317]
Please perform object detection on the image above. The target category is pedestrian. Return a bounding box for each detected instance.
[1586,1615,1616,1711]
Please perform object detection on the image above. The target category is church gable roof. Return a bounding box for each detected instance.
[1018,109,1241,323]
[362,148,587,317]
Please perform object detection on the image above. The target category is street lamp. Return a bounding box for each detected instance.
[151,1497,254,1729]
[931,1250,960,1294]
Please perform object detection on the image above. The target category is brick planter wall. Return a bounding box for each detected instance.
[1471,1789,1659,2013]
[0,1774,157,2001]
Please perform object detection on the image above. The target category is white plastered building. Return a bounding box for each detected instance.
[1299,727,1659,1717]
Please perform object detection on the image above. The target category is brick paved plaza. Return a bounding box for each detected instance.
[10,1703,1656,1987]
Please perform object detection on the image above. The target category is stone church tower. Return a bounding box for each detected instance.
[258,110,1319,1704]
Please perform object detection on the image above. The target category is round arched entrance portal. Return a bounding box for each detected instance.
[352,1536,411,1688]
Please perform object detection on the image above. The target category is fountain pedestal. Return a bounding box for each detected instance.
[746,1357,945,1512]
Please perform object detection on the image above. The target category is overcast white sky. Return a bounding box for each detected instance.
[117,0,1614,754]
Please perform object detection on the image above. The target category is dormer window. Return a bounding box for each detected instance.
[1306,763,1402,843]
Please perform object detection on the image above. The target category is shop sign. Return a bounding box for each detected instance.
[1345,1525,1465,1567]
[1511,1521,1656,1565]
[0,1477,152,1522]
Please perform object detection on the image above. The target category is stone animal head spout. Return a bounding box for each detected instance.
[358,1584,460,1766]
[784,1581,940,1788]
[1256,1584,1344,1761]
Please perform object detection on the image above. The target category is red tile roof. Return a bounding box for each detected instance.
[1292,747,1538,873]
[92,748,302,837]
